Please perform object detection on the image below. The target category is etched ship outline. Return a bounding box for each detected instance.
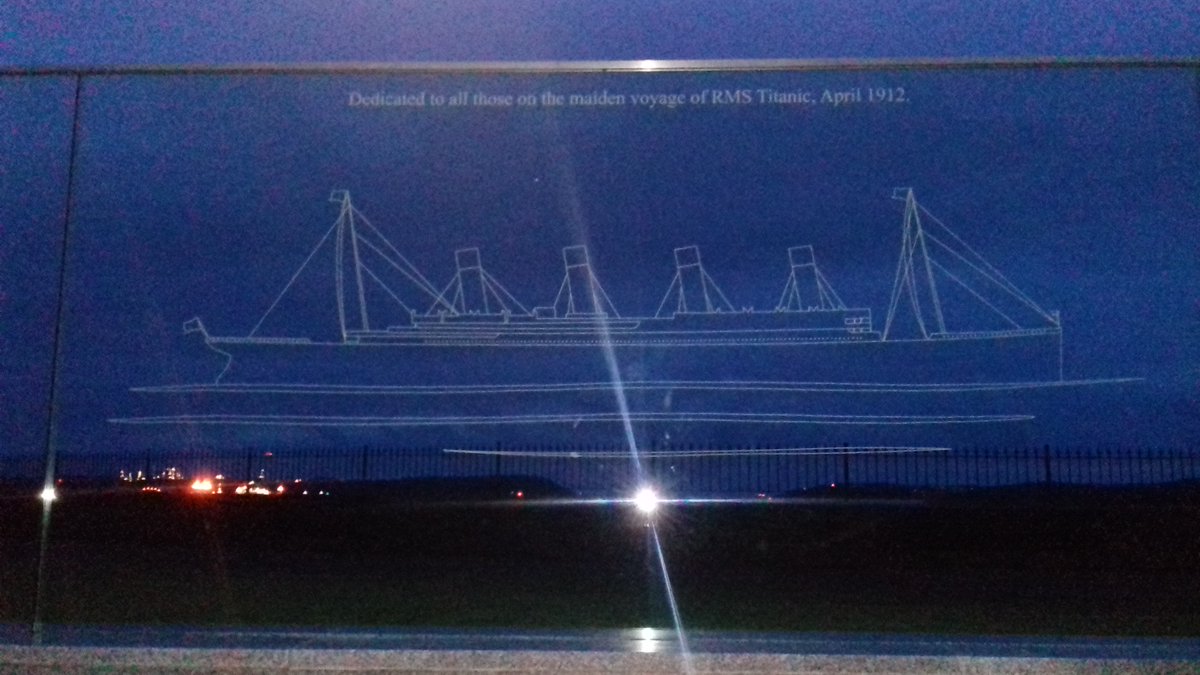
[111,187,1144,429]
[196,189,1051,340]
[180,187,1069,378]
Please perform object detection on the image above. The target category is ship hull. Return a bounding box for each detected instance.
[206,330,1063,388]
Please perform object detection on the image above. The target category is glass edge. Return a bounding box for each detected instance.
[1,56,1199,78]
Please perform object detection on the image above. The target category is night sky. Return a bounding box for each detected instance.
[1,4,1198,477]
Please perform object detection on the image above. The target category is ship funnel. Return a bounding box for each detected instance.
[440,247,530,316]
[553,245,620,318]
[655,245,735,317]
[776,245,846,312]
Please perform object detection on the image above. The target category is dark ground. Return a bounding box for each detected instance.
[2,478,1199,637]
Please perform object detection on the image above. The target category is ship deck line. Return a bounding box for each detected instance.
[373,325,865,336]
[130,376,1140,397]
[206,327,1060,346]
[108,411,1035,427]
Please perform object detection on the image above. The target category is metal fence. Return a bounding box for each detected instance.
[4,445,1198,495]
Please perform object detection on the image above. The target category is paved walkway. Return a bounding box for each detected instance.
[2,625,1198,673]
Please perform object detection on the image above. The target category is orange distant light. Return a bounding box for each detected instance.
[190,478,213,493]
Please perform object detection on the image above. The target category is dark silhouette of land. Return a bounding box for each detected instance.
[2,478,1199,636]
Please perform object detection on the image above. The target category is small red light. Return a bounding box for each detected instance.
[515,491,524,499]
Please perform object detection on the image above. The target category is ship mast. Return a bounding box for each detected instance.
[248,191,457,341]
[883,188,945,340]
[333,190,371,337]
[882,188,1061,341]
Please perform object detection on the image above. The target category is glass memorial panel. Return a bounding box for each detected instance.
[15,63,1200,636]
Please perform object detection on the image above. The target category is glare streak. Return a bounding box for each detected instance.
[554,119,685,668]
[651,524,692,672]
[595,324,644,478]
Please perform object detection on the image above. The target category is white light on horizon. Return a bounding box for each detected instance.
[633,486,659,515]
[39,486,57,503]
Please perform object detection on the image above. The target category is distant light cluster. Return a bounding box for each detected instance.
[118,468,328,498]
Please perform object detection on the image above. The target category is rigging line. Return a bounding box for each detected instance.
[590,273,621,317]
[920,226,1033,305]
[814,268,846,308]
[913,207,948,334]
[775,271,795,310]
[819,284,836,309]
[429,275,459,315]
[335,211,347,338]
[656,274,683,317]
[923,231,1041,311]
[882,262,906,338]
[249,218,340,338]
[361,263,414,316]
[481,269,532,315]
[485,286,509,314]
[918,205,1051,314]
[478,267,491,314]
[923,231,1056,324]
[919,204,1017,279]
[703,269,736,311]
[883,214,919,338]
[928,258,1021,330]
[901,227,930,338]
[904,259,929,338]
[451,284,464,312]
[355,235,455,308]
[552,274,570,313]
[354,210,451,307]
[354,235,422,289]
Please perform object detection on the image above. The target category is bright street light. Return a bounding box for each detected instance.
[633,486,659,515]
